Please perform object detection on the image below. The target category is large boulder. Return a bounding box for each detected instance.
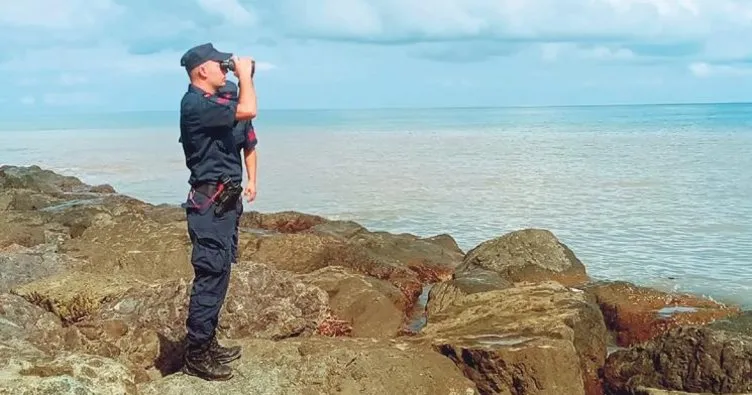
[603,326,752,394]
[0,339,137,395]
[0,165,115,197]
[583,281,741,347]
[240,210,328,233]
[296,266,408,338]
[457,229,589,286]
[137,336,479,395]
[0,294,63,344]
[0,244,82,293]
[238,232,440,312]
[418,282,608,395]
[426,267,512,318]
[16,262,331,379]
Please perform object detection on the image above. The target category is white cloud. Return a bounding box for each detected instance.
[195,0,257,25]
[256,0,747,43]
[0,0,122,29]
[689,62,752,78]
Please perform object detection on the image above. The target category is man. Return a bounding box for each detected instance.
[178,42,258,381]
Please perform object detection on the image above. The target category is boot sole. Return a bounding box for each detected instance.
[182,366,233,381]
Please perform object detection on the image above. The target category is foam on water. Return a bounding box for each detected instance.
[2,104,751,309]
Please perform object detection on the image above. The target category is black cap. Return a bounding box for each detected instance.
[180,43,232,72]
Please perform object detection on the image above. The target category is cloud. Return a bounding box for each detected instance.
[689,62,752,78]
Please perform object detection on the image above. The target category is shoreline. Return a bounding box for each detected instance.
[1,164,750,394]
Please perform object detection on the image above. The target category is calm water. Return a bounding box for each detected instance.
[1,104,751,309]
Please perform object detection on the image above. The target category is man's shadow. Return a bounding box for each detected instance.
[153,333,186,376]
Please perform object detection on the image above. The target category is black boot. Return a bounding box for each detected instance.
[209,336,242,364]
[182,341,233,381]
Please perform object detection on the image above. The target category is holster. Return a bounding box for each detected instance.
[213,179,242,216]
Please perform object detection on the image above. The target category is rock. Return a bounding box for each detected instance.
[58,213,193,281]
[708,310,752,337]
[319,226,464,277]
[418,282,608,395]
[239,224,463,314]
[583,281,741,347]
[240,210,328,233]
[39,262,330,377]
[310,220,369,239]
[11,271,139,324]
[457,229,589,286]
[0,244,82,293]
[0,165,114,196]
[137,336,479,395]
[0,294,63,343]
[296,266,407,338]
[0,189,64,211]
[426,267,512,317]
[0,211,51,248]
[603,326,752,394]
[631,389,712,395]
[0,338,137,395]
[238,232,427,310]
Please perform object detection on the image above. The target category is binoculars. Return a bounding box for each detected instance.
[220,58,255,77]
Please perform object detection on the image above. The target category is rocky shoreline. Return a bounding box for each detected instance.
[0,164,750,395]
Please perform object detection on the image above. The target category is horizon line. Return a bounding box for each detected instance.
[1,99,751,117]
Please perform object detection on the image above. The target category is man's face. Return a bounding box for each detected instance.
[196,60,227,89]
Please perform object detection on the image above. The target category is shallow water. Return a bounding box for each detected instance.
[2,104,750,309]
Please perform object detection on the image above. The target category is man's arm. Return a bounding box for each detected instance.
[234,58,257,121]
[243,147,257,202]
[243,124,258,202]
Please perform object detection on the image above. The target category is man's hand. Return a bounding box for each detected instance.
[243,182,256,203]
[233,56,254,79]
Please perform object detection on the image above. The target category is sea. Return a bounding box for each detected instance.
[1,103,750,309]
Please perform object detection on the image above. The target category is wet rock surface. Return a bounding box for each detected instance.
[418,281,608,395]
[583,281,741,347]
[1,165,750,394]
[426,267,512,318]
[603,326,752,394]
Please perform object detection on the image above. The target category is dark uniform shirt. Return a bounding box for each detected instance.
[179,84,257,186]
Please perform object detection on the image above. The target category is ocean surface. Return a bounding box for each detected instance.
[1,103,751,309]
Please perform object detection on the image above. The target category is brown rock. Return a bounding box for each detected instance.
[418,282,608,395]
[296,266,407,338]
[603,326,752,394]
[0,211,51,248]
[137,336,479,395]
[0,244,82,293]
[43,262,330,377]
[239,232,426,309]
[58,213,193,281]
[0,339,137,395]
[11,272,138,324]
[426,267,512,318]
[0,165,96,195]
[240,210,328,233]
[0,294,63,344]
[708,310,752,337]
[457,229,589,286]
[0,189,64,211]
[583,281,742,347]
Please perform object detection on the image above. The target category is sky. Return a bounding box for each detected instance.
[1,0,752,112]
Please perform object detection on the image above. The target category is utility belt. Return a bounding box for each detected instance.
[191,175,243,216]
